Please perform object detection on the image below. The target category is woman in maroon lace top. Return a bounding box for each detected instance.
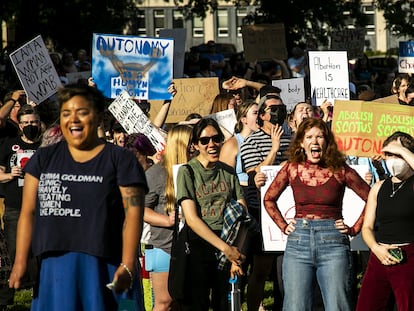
[263,117,370,311]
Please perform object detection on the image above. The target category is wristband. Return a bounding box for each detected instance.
[120,263,133,288]
[7,98,17,104]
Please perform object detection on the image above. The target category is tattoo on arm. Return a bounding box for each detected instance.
[122,187,145,212]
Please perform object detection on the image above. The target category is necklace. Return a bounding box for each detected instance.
[390,180,406,198]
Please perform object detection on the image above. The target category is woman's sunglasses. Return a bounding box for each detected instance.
[198,135,222,145]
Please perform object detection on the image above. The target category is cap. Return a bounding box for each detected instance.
[259,85,281,98]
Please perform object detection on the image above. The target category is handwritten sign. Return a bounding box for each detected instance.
[260,165,368,251]
[149,78,219,124]
[159,28,186,78]
[205,108,237,139]
[108,90,166,152]
[241,24,288,62]
[309,51,349,106]
[331,28,365,60]
[398,41,414,73]
[9,35,62,104]
[92,33,174,100]
[272,78,305,111]
[332,100,414,157]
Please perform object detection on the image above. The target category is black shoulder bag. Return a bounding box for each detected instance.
[168,164,193,302]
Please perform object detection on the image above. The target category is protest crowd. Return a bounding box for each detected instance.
[0,31,414,311]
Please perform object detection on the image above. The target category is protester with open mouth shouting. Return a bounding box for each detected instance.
[263,117,370,311]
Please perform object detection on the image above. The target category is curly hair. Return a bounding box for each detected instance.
[288,118,346,171]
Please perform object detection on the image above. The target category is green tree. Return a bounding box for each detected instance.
[376,0,414,38]
[1,0,141,52]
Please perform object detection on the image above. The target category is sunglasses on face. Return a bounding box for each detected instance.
[198,135,222,145]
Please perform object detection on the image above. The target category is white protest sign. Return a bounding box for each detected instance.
[108,90,166,152]
[205,109,237,139]
[260,165,368,251]
[308,51,349,106]
[9,35,62,104]
[272,78,305,112]
[398,41,414,74]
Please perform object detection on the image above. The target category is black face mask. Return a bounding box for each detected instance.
[23,125,41,141]
[268,105,287,126]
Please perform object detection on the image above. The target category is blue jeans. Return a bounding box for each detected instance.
[282,219,353,311]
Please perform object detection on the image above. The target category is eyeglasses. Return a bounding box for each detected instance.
[20,120,40,126]
[198,135,222,145]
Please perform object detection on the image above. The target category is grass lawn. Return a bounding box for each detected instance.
[6,282,276,311]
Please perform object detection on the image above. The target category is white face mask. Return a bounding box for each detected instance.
[386,158,412,178]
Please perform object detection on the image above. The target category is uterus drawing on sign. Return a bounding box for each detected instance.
[99,48,157,99]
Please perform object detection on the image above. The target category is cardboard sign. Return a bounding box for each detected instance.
[92,33,174,100]
[108,90,166,152]
[272,78,305,112]
[241,24,288,62]
[332,100,414,157]
[149,78,219,124]
[398,41,414,73]
[309,51,349,106]
[331,28,365,60]
[159,28,186,78]
[260,165,368,251]
[9,35,62,104]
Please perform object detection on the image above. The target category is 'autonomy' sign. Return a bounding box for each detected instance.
[92,33,174,100]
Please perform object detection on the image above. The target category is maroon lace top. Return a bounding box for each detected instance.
[263,161,370,235]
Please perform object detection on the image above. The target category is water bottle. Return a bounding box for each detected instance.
[228,276,241,311]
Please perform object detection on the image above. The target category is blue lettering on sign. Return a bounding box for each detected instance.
[399,41,414,57]
[96,36,170,57]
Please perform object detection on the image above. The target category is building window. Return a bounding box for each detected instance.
[362,5,375,36]
[217,9,229,37]
[154,9,165,37]
[237,8,248,37]
[137,10,146,36]
[192,16,204,37]
[173,10,184,28]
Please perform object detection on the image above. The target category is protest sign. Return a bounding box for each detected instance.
[9,35,62,104]
[331,28,365,60]
[205,108,237,139]
[241,24,288,62]
[272,78,305,111]
[92,33,174,100]
[398,41,414,73]
[260,165,368,251]
[159,28,186,78]
[108,90,166,152]
[309,51,349,106]
[332,100,414,157]
[149,78,219,124]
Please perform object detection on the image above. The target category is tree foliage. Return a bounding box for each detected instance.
[1,0,413,53]
[376,0,414,38]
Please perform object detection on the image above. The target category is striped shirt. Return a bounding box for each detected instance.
[240,128,292,172]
